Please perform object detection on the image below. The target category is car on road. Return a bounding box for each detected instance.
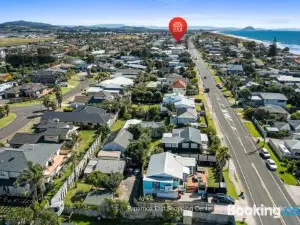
[204,76,207,79]
[260,148,270,159]
[266,159,277,171]
[212,193,235,204]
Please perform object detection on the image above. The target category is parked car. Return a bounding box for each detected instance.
[213,193,235,204]
[266,159,277,171]
[260,148,270,159]
[204,76,207,79]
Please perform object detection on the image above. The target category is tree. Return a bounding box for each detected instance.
[125,139,149,168]
[102,172,123,193]
[49,100,57,111]
[291,112,300,120]
[96,72,109,83]
[4,104,10,116]
[15,161,45,201]
[33,209,59,225]
[152,146,164,155]
[148,105,160,120]
[66,69,76,79]
[216,146,231,182]
[103,199,129,219]
[6,207,34,225]
[96,123,111,141]
[86,171,105,188]
[42,95,51,110]
[162,203,182,222]
[70,151,81,189]
[86,54,95,64]
[56,92,63,108]
[127,124,143,140]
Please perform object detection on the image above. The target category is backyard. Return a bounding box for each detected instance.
[64,182,92,207]
[45,130,97,200]
[111,119,126,132]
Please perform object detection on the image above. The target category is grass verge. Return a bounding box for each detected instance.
[223,169,239,199]
[0,113,16,129]
[111,119,126,131]
[244,121,261,137]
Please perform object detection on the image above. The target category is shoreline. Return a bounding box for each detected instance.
[214,31,300,56]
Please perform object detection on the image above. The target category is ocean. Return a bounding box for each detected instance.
[221,30,300,54]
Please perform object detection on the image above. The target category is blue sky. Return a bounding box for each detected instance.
[1,0,300,28]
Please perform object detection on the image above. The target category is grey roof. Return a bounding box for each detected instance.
[284,139,300,150]
[36,121,73,130]
[41,106,112,124]
[9,133,43,145]
[0,143,61,173]
[252,92,288,101]
[227,64,243,71]
[140,121,164,129]
[287,120,300,130]
[43,128,69,136]
[161,127,202,144]
[146,152,188,179]
[73,95,92,103]
[177,108,198,118]
[95,159,126,173]
[104,128,133,149]
[273,122,291,131]
[259,104,289,115]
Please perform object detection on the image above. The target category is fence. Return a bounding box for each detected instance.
[50,135,102,205]
[252,116,267,138]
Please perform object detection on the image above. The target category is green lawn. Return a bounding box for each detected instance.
[209,68,222,83]
[207,167,219,188]
[223,169,239,199]
[0,37,54,47]
[111,119,126,131]
[200,116,206,124]
[259,143,298,185]
[244,121,261,137]
[150,139,161,150]
[61,76,80,94]
[236,222,248,225]
[205,110,216,130]
[77,130,97,154]
[9,93,55,108]
[64,182,92,206]
[0,113,16,129]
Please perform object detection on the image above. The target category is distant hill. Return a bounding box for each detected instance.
[242,26,256,31]
[0,20,56,29]
[92,24,126,28]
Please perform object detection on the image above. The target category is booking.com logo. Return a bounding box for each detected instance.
[227,205,300,218]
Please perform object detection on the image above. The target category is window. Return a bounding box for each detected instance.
[277,100,286,102]
[0,171,6,177]
[182,143,189,148]
[172,143,178,148]
[191,143,198,149]
[165,143,171,147]
[152,182,160,189]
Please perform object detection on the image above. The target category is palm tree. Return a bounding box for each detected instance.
[216,146,231,182]
[4,104,10,116]
[15,161,45,201]
[70,152,81,190]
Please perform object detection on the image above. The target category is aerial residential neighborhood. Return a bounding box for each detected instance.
[0,12,300,225]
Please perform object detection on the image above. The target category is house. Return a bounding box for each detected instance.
[84,158,126,175]
[43,127,78,143]
[0,143,63,196]
[287,120,300,133]
[170,108,198,125]
[41,106,116,128]
[97,63,116,72]
[103,128,133,153]
[251,92,288,107]
[29,69,65,86]
[258,105,290,120]
[174,98,195,109]
[276,75,300,84]
[164,73,185,86]
[161,127,208,153]
[143,152,195,199]
[88,91,117,103]
[172,80,186,95]
[163,93,186,104]
[72,95,92,107]
[9,133,44,148]
[227,64,243,75]
[284,139,300,158]
[5,83,49,99]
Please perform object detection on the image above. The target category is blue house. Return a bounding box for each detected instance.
[143,152,195,199]
[227,64,243,75]
[251,92,288,107]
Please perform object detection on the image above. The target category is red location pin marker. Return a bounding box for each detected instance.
[169,17,188,42]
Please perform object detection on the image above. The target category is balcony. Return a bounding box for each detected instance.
[44,155,65,177]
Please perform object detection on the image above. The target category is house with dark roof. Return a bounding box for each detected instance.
[5,83,49,99]
[71,95,93,107]
[83,158,126,175]
[258,104,290,120]
[29,69,66,86]
[161,127,208,153]
[287,120,300,133]
[140,121,165,138]
[103,128,133,153]
[41,106,117,128]
[0,143,63,197]
[9,133,44,148]
[227,64,244,75]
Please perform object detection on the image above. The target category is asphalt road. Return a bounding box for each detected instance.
[0,77,89,141]
[188,37,300,225]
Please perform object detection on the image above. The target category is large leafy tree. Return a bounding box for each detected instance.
[6,207,34,225]
[33,209,59,225]
[42,95,51,110]
[96,123,111,141]
[15,161,45,201]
